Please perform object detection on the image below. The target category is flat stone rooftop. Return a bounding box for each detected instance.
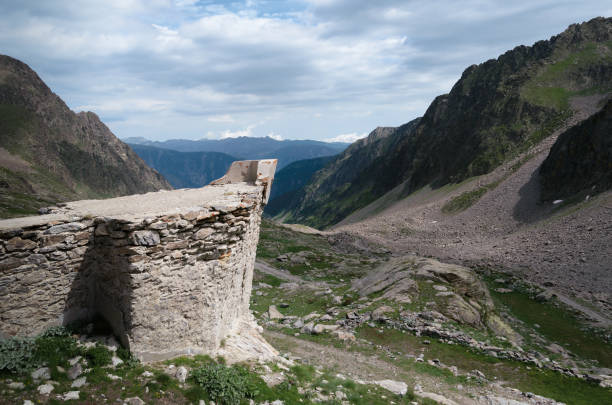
[0,182,260,230]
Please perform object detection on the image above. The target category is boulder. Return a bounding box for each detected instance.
[373,379,408,396]
[441,294,481,327]
[372,305,394,322]
[352,258,418,303]
[312,324,339,334]
[267,305,284,320]
[332,330,356,341]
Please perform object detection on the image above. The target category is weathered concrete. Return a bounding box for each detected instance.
[0,160,277,362]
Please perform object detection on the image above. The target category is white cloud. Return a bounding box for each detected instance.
[207,114,235,123]
[0,0,608,141]
[325,132,367,143]
[219,124,257,139]
[267,132,283,141]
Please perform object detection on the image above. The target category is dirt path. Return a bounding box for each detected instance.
[255,259,305,283]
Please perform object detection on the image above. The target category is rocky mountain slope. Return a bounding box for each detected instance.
[0,55,171,218]
[128,143,235,189]
[264,155,335,217]
[283,17,612,229]
[269,125,407,224]
[125,136,348,170]
[540,98,612,201]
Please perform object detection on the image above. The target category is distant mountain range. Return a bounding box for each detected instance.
[128,144,235,189]
[0,55,170,218]
[124,136,348,170]
[276,17,612,229]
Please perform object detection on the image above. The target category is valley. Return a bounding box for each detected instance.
[0,8,610,405]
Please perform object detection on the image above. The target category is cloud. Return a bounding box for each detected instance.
[325,132,367,143]
[207,114,235,123]
[267,132,283,141]
[219,124,257,139]
[0,1,608,141]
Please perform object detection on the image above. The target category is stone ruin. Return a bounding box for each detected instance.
[0,160,278,362]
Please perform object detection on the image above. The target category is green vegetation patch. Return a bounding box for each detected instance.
[521,41,612,110]
[441,185,493,214]
[490,288,612,368]
[191,363,256,405]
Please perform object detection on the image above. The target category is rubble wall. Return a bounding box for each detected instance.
[0,160,276,362]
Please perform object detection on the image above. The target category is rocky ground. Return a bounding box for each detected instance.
[250,220,612,405]
[2,220,611,404]
[333,95,612,321]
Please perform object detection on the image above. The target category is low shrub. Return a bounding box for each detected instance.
[84,344,112,367]
[40,325,71,338]
[0,337,36,374]
[116,346,140,368]
[190,363,255,405]
[34,335,80,366]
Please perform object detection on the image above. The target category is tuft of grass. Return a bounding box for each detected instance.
[84,344,113,367]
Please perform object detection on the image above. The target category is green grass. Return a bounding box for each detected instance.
[357,326,612,405]
[441,185,492,214]
[521,41,612,110]
[490,288,612,368]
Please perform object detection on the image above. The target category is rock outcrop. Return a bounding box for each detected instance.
[540,98,612,201]
[0,160,277,362]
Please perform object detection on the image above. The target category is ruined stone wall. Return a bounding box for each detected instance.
[0,160,277,362]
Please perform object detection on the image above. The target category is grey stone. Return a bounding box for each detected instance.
[32,366,51,380]
[374,379,408,396]
[194,228,214,240]
[149,221,167,230]
[372,305,394,322]
[131,230,160,246]
[67,363,83,380]
[124,397,146,405]
[45,223,85,234]
[176,366,188,383]
[71,377,87,388]
[5,237,37,252]
[268,305,284,320]
[37,384,54,395]
[61,391,80,401]
[8,381,25,389]
[111,355,124,367]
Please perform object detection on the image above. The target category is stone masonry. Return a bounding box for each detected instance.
[0,160,278,362]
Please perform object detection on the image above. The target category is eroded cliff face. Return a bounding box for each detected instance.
[0,160,278,363]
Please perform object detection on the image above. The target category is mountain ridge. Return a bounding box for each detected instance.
[124,136,348,169]
[0,55,171,217]
[282,17,612,229]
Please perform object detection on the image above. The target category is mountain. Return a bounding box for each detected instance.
[264,155,335,217]
[540,97,612,201]
[128,144,235,189]
[124,136,348,169]
[283,17,612,229]
[0,55,171,218]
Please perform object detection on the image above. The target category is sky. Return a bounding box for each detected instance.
[0,1,610,143]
